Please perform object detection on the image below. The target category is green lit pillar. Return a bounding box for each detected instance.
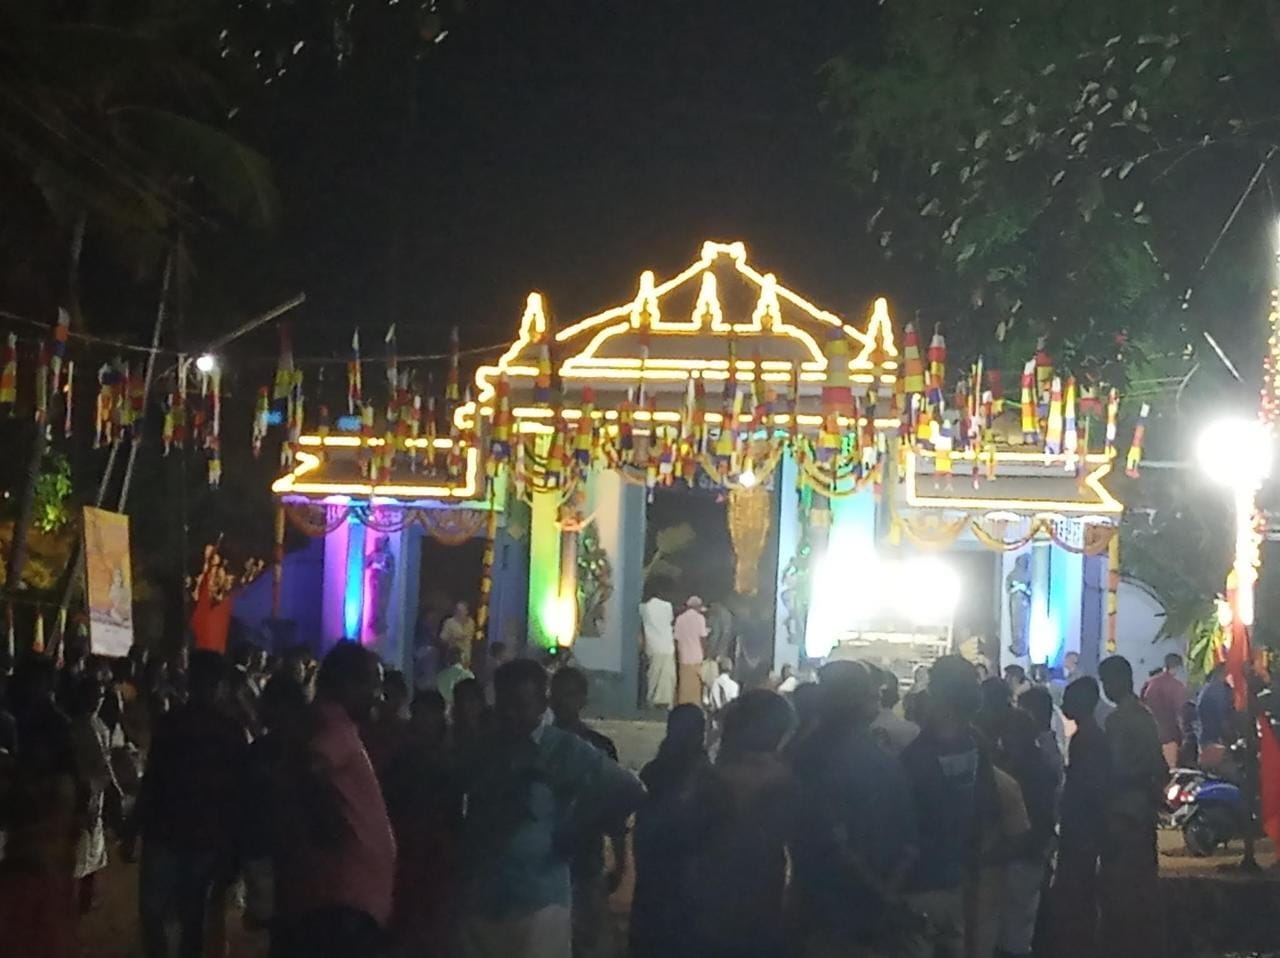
[528,487,563,650]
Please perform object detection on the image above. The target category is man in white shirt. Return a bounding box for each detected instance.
[869,669,920,755]
[639,592,676,709]
[707,657,740,711]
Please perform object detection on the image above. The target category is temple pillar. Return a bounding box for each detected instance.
[1028,533,1053,665]
[527,487,563,650]
[321,511,352,651]
[772,452,801,671]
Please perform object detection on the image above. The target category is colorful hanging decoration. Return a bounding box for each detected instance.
[252,386,270,458]
[61,359,74,438]
[34,341,49,420]
[489,374,512,468]
[1062,376,1079,472]
[384,324,398,409]
[534,327,552,405]
[1043,376,1063,455]
[901,323,925,396]
[1034,337,1054,401]
[1125,403,1149,478]
[574,387,595,466]
[1019,359,1039,444]
[273,323,294,405]
[95,361,122,446]
[1104,387,1120,458]
[823,326,852,415]
[49,308,69,396]
[0,333,16,409]
[446,327,461,403]
[926,324,946,407]
[348,328,362,415]
[162,357,188,454]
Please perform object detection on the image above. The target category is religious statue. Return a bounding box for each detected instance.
[780,543,811,648]
[365,537,397,638]
[1006,553,1031,658]
[576,524,613,638]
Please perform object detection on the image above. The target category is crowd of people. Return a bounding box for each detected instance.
[0,629,1189,958]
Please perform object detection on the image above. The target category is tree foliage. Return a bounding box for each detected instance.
[825,0,1280,375]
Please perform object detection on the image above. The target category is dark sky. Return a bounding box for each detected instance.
[248,0,885,364]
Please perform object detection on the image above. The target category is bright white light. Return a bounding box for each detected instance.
[737,468,758,489]
[195,353,217,374]
[804,552,962,659]
[1196,416,1273,490]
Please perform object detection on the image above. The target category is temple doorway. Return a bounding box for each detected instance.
[418,535,485,647]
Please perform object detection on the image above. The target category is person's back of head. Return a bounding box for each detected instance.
[1062,675,1101,724]
[188,650,230,707]
[452,677,486,727]
[410,689,448,745]
[816,660,878,726]
[316,641,383,722]
[69,673,105,719]
[259,673,308,735]
[382,669,409,714]
[1098,655,1134,703]
[1018,685,1054,733]
[792,681,821,728]
[549,665,589,723]
[981,675,1013,712]
[927,655,981,732]
[493,658,548,737]
[662,703,706,756]
[1164,652,1184,674]
[879,670,902,711]
[720,688,793,759]
[1004,664,1027,685]
[10,654,58,718]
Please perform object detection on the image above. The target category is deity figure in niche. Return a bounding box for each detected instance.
[366,536,397,638]
[1005,553,1031,658]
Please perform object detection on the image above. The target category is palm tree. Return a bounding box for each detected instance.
[0,1,279,599]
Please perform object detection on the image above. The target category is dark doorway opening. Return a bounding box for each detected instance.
[419,535,485,641]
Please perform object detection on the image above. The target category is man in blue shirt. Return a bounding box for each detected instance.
[1195,663,1235,771]
[456,659,644,958]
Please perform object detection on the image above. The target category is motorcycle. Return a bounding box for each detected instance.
[1161,766,1204,827]
[1170,763,1246,857]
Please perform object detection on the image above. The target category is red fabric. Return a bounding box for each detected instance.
[1260,718,1280,847]
[189,570,232,653]
[1225,619,1250,712]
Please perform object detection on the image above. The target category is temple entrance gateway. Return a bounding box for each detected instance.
[270,240,1131,715]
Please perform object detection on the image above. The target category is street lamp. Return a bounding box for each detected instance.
[195,353,217,375]
[1195,415,1274,870]
[1196,416,1272,629]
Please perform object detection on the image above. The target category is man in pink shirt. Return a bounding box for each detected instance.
[674,596,710,706]
[1140,652,1188,769]
[273,641,397,957]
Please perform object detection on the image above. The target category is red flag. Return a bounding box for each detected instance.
[1260,717,1280,847]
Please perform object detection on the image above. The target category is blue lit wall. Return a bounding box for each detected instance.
[344,519,367,640]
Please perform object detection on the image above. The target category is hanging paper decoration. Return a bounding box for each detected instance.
[901,323,925,396]
[1062,376,1079,472]
[574,387,595,466]
[95,361,122,446]
[926,324,946,407]
[49,308,69,396]
[1043,376,1063,455]
[34,342,49,420]
[348,328,362,415]
[489,374,512,467]
[822,326,852,415]
[1104,387,1120,458]
[1125,403,1149,478]
[252,386,270,458]
[446,327,461,403]
[618,390,635,459]
[384,323,398,407]
[273,323,294,404]
[1034,337,1054,399]
[534,328,552,405]
[0,333,16,409]
[987,368,1004,414]
[1019,360,1039,444]
[124,365,145,441]
[545,424,566,488]
[163,357,188,455]
[61,359,74,438]
[788,363,801,442]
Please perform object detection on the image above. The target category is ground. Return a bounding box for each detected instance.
[81,720,1280,957]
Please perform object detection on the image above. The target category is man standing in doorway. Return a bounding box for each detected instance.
[1141,653,1188,770]
[639,587,676,709]
[441,601,476,669]
[674,597,709,707]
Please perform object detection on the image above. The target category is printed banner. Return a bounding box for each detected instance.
[83,506,134,657]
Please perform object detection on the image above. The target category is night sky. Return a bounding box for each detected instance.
[251,0,886,364]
